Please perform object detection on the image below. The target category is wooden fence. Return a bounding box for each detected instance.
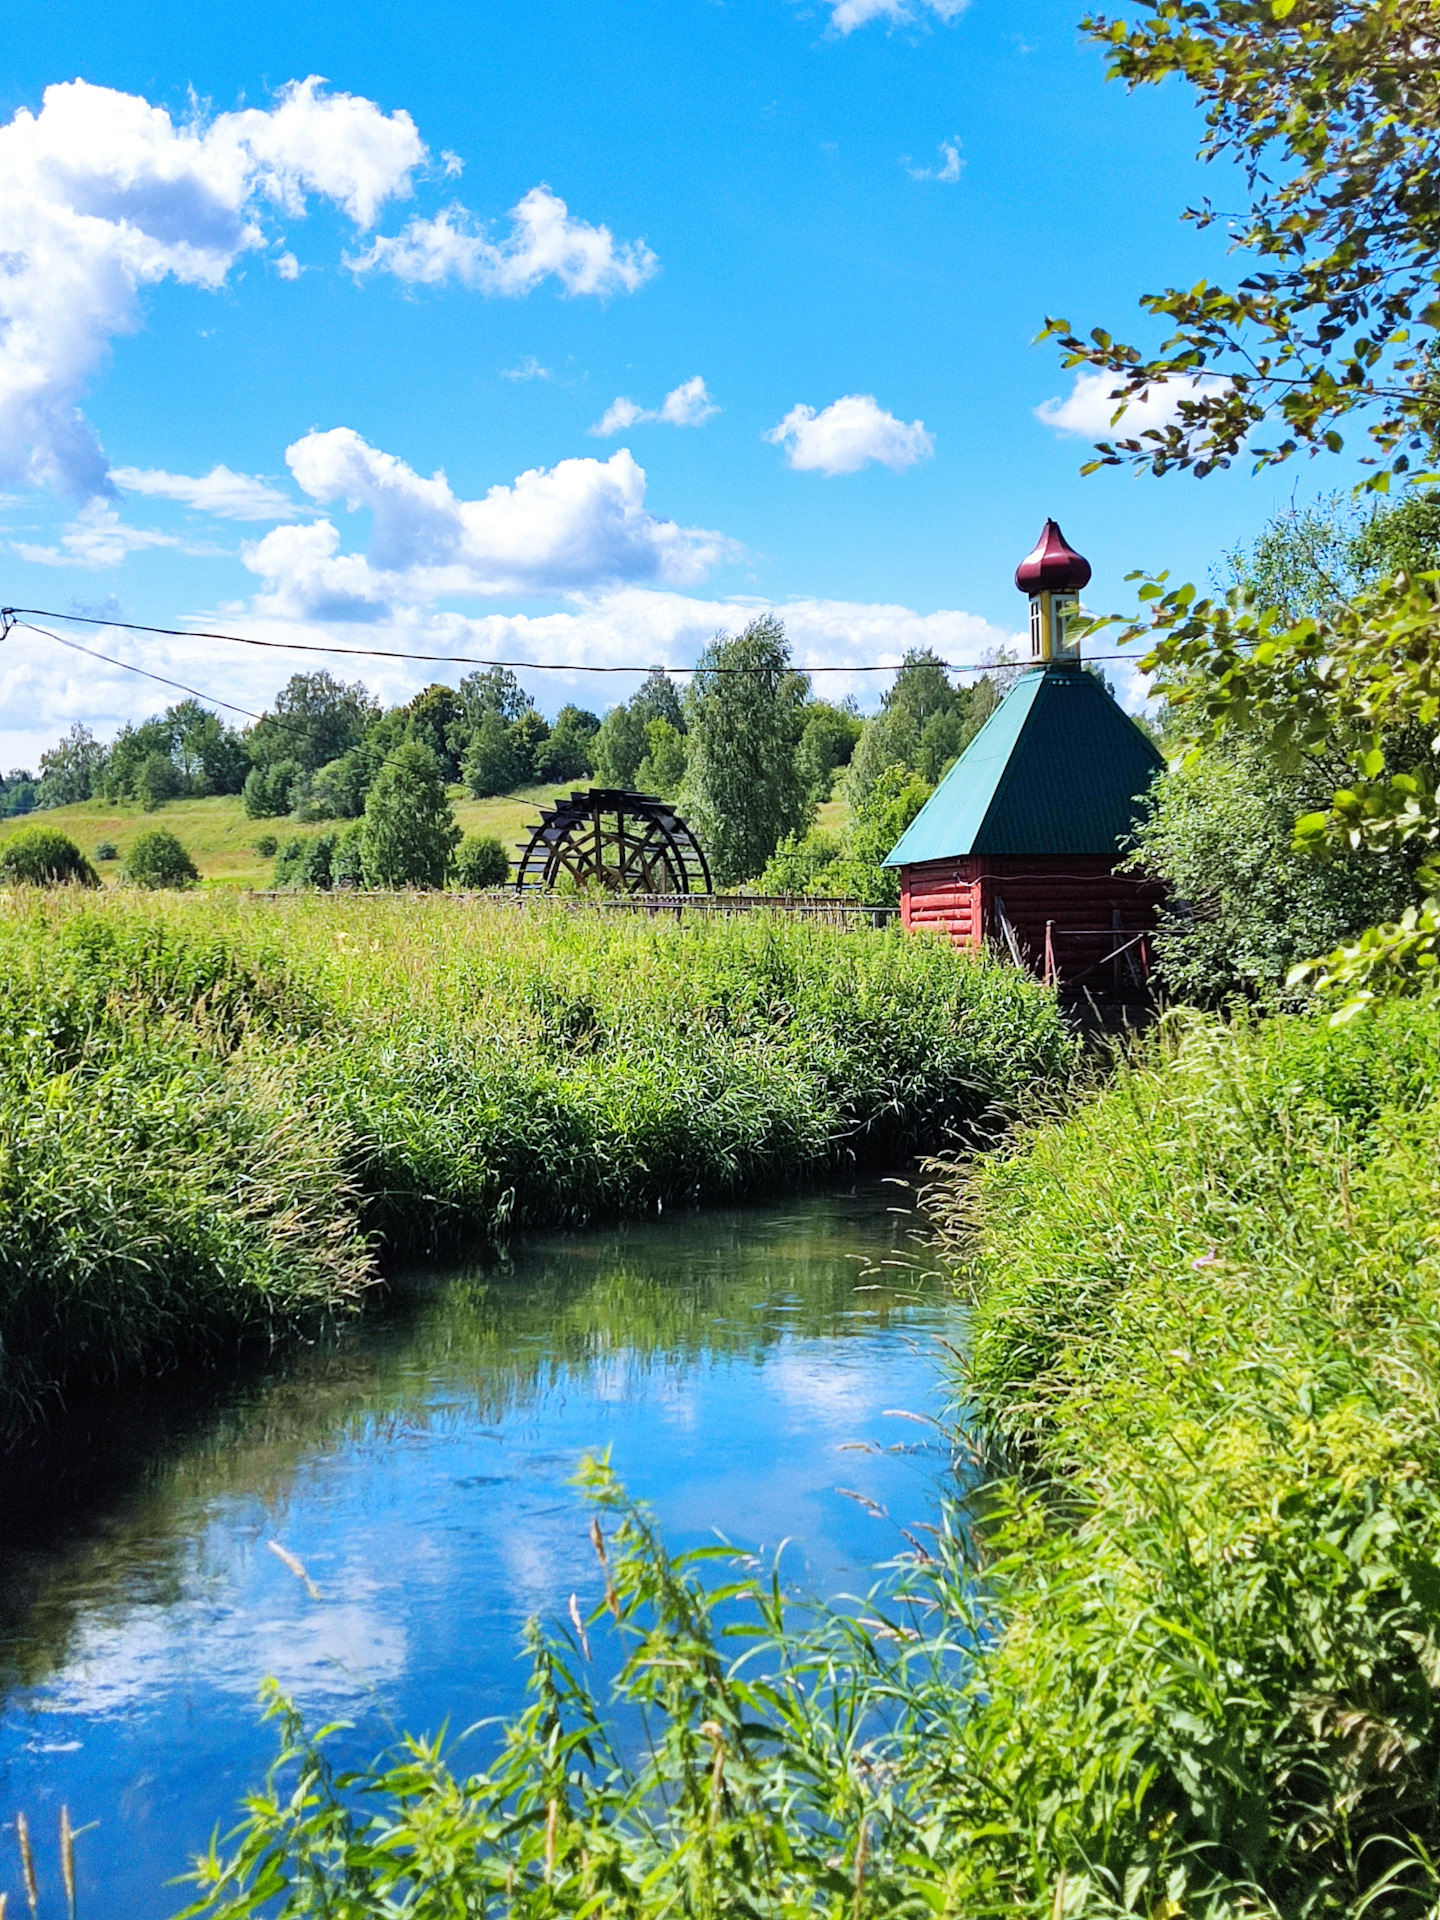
[246,888,898,928]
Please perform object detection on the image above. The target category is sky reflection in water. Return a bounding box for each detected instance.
[0,1186,961,1917]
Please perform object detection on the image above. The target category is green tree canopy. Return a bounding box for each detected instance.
[592,675,685,788]
[404,685,468,782]
[795,700,862,803]
[456,667,535,729]
[361,742,461,889]
[843,650,989,809]
[508,711,551,783]
[634,718,687,797]
[462,712,524,799]
[592,702,649,787]
[247,673,379,776]
[631,668,685,733]
[1047,2,1440,1007]
[1130,732,1426,1008]
[680,616,810,885]
[1051,0,1440,481]
[37,724,105,808]
[536,705,599,783]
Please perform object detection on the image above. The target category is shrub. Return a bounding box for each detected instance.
[0,827,99,887]
[452,833,511,889]
[94,841,119,862]
[124,830,200,889]
[272,835,334,890]
[330,823,365,889]
[254,834,279,859]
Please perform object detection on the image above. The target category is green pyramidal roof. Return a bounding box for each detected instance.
[883,665,1165,866]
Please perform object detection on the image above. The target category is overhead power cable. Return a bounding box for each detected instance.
[10,621,263,720]
[0,602,1154,677]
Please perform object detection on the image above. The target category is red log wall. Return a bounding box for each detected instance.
[900,855,1163,982]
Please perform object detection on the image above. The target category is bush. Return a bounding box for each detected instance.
[330,823,365,889]
[94,841,119,862]
[0,827,99,887]
[452,833,511,889]
[272,835,335,890]
[254,834,279,859]
[124,830,200,889]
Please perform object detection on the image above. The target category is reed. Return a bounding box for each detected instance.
[0,889,1071,1432]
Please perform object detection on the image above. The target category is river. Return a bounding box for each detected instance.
[0,1185,961,1917]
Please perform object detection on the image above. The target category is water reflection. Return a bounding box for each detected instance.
[0,1186,958,1918]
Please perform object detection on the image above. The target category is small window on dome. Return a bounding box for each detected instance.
[1029,595,1043,657]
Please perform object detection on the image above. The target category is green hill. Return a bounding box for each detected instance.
[0,789,849,888]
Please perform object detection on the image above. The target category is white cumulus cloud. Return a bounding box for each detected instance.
[1035,369,1230,439]
[0,79,658,504]
[242,426,731,616]
[590,376,718,436]
[112,463,300,520]
[347,185,657,297]
[826,0,968,32]
[766,394,934,475]
[0,76,423,501]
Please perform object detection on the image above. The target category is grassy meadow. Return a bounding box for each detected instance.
[0,885,1068,1434]
[182,1001,1440,1919]
[0,790,851,888]
[0,786,565,886]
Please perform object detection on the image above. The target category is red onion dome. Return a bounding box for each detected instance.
[1014,519,1091,595]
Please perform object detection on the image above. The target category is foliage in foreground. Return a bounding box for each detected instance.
[184,1002,1440,1918]
[0,890,1070,1431]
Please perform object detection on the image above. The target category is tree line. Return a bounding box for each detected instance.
[7,615,1020,893]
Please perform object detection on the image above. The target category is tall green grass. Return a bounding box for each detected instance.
[0,890,1070,1430]
[180,1002,1440,1919]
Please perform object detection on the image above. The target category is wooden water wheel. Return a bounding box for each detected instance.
[515,788,713,895]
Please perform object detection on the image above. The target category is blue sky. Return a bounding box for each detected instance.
[0,0,1319,765]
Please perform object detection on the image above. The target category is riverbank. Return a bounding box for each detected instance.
[180,998,1440,1919]
[0,889,1071,1434]
[939,1000,1440,1912]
